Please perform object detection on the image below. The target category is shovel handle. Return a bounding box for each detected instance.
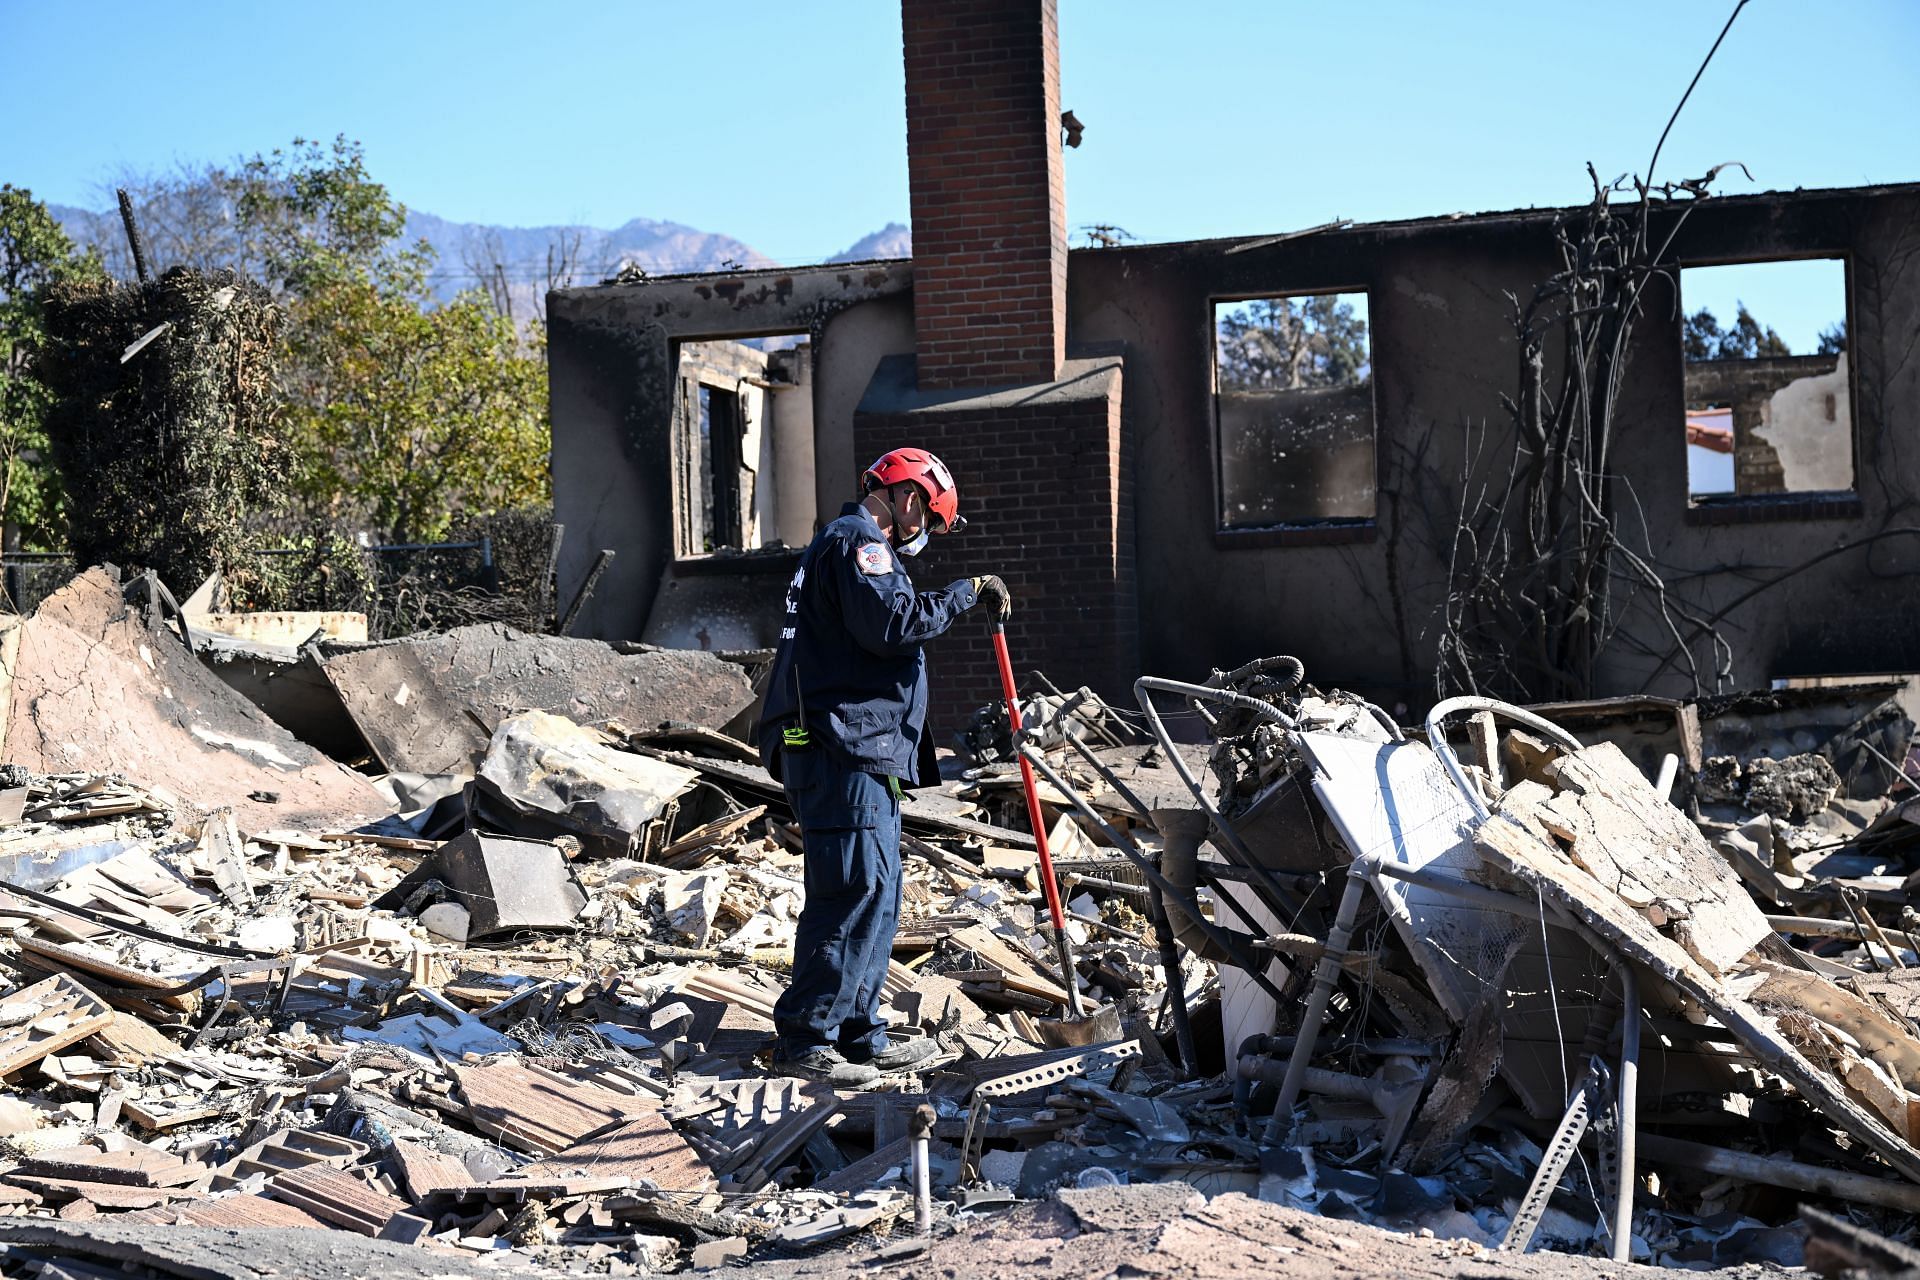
[992,624,1083,1016]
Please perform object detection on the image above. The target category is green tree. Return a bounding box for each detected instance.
[223,138,551,542]
[1682,303,1791,360]
[287,278,549,543]
[1217,294,1370,390]
[1817,319,1847,355]
[79,139,551,544]
[0,186,104,551]
[228,136,417,298]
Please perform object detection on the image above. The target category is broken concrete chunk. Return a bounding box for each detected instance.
[1500,729,1563,788]
[690,1236,749,1270]
[235,916,297,953]
[376,830,587,941]
[1745,753,1842,823]
[418,902,471,943]
[1537,741,1772,975]
[661,872,725,948]
[473,710,698,856]
[195,808,254,907]
[1698,755,1744,803]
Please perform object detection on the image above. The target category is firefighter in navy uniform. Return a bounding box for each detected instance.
[757,447,1009,1086]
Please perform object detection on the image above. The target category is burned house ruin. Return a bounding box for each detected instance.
[549,0,1919,732]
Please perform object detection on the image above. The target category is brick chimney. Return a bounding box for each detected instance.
[902,0,1067,389]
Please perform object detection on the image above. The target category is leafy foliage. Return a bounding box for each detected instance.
[1216,295,1370,391]
[283,279,549,542]
[231,138,552,543]
[1681,303,1791,360]
[74,139,552,547]
[1817,319,1848,355]
[230,137,415,297]
[0,187,104,550]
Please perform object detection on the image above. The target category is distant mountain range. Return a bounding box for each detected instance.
[50,202,912,318]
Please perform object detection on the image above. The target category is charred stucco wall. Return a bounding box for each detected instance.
[1667,188,1920,685]
[1068,184,1920,704]
[546,262,912,641]
[811,294,917,517]
[1066,220,1561,702]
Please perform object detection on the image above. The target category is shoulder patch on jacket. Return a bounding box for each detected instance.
[854,542,893,576]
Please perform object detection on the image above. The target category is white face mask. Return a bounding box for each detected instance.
[887,487,931,557]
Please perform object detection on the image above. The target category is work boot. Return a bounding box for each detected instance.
[771,1047,881,1088]
[845,1034,938,1074]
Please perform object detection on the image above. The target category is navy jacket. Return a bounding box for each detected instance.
[757,503,977,785]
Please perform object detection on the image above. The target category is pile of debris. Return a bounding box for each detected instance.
[0,566,1916,1278]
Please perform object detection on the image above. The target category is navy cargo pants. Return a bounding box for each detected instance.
[771,747,903,1059]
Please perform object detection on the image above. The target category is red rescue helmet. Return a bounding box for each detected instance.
[862,447,965,534]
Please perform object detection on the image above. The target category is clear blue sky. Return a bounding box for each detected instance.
[4,0,1916,277]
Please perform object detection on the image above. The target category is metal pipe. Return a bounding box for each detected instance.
[1148,881,1198,1074]
[1206,655,1305,691]
[1264,867,1368,1142]
[1062,872,1149,900]
[1367,859,1554,920]
[1359,699,1407,741]
[1767,914,1880,941]
[1612,966,1640,1264]
[1758,917,1912,948]
[1239,1057,1367,1096]
[559,548,615,636]
[1424,697,1584,821]
[1157,808,1248,963]
[1139,675,1297,731]
[1654,753,1679,799]
[1634,1132,1920,1214]
[1134,677,1302,913]
[1062,729,1155,823]
[911,1103,935,1234]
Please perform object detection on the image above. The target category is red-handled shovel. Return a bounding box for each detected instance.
[991,621,1087,1020]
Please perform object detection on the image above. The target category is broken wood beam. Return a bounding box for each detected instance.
[558,549,615,636]
[1636,1132,1920,1211]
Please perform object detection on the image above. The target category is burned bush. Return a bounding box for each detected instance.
[37,266,287,592]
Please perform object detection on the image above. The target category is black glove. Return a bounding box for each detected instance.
[970,574,1012,621]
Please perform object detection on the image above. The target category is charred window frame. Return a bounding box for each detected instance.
[670,336,816,561]
[1678,254,1860,525]
[1210,289,1378,547]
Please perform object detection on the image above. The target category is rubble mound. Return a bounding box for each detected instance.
[1,568,379,827]
[1744,752,1842,822]
[0,635,1911,1278]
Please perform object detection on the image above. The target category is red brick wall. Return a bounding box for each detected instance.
[903,0,1067,389]
[856,374,1135,739]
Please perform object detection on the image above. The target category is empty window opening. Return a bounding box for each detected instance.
[1681,259,1851,501]
[1212,292,1375,529]
[674,336,816,556]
